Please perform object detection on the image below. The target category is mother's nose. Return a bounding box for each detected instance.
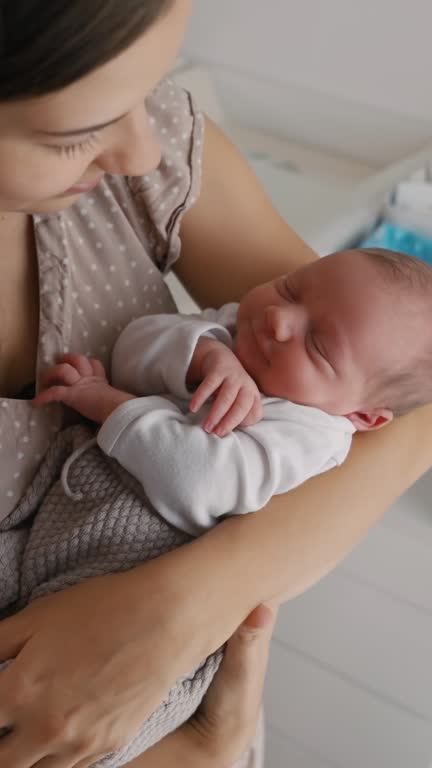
[96,104,162,177]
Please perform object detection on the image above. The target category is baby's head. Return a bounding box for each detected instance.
[234,247,432,430]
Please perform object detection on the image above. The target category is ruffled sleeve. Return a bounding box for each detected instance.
[127,78,204,274]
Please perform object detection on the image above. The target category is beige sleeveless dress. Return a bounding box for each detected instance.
[0,78,263,768]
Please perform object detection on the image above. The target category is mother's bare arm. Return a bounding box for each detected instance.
[122,604,276,768]
[175,117,316,309]
[151,404,432,661]
[172,115,432,648]
[122,411,432,768]
[3,117,423,768]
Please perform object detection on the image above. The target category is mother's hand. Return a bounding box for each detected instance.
[184,603,276,766]
[125,603,276,768]
[0,560,205,768]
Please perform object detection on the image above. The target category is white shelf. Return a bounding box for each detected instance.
[227,122,375,184]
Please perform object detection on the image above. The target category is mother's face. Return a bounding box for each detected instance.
[0,0,192,214]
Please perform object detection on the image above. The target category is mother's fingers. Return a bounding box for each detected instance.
[34,755,97,768]
[191,602,276,766]
[241,603,275,632]
[73,752,108,768]
[226,603,276,682]
[0,721,107,768]
[0,730,46,768]
[222,602,276,713]
[201,603,276,725]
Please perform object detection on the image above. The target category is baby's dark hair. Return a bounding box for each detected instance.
[0,0,173,101]
[360,247,432,292]
[358,247,432,416]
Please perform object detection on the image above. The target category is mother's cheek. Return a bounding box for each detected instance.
[0,142,89,204]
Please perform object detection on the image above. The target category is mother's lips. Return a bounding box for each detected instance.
[64,175,104,195]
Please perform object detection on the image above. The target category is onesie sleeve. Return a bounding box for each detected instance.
[111,305,238,400]
[97,397,353,536]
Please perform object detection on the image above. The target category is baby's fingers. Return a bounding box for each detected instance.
[189,374,222,415]
[33,385,71,409]
[39,362,81,390]
[60,353,106,379]
[213,389,255,437]
[240,397,263,428]
[203,381,239,433]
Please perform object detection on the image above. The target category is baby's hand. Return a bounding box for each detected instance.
[189,342,262,437]
[33,354,135,424]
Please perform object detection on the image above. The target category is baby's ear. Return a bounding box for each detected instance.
[345,408,393,431]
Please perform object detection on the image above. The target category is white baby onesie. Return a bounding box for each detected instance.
[97,304,354,536]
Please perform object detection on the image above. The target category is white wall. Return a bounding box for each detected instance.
[183,0,432,166]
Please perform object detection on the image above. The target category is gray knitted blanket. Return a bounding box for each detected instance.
[0,424,223,767]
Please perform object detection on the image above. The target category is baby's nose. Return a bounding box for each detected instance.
[265,305,295,343]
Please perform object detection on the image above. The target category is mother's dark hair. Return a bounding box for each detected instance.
[0,0,173,101]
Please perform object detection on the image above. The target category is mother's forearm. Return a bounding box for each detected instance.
[165,404,432,660]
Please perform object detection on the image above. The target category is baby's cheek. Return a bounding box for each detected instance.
[275,353,316,402]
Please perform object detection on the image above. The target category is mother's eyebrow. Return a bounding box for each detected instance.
[37,110,128,138]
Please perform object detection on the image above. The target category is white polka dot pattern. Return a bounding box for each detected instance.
[0,79,204,523]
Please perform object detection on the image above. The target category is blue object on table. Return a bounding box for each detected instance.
[360,220,432,266]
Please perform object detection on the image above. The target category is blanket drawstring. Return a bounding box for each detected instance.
[61,437,98,500]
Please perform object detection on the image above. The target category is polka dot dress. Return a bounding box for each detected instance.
[0,79,204,522]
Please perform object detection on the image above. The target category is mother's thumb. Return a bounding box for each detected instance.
[238,604,276,639]
[226,604,276,669]
[219,603,276,700]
